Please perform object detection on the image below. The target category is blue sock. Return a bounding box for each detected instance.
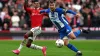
[73,30,81,37]
[67,43,78,52]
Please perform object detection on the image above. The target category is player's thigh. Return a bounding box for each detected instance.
[25,31,33,37]
[59,28,67,39]
[68,31,76,39]
[30,26,42,36]
[65,25,76,39]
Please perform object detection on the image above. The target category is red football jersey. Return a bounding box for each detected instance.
[24,5,43,28]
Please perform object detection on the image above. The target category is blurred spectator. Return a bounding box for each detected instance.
[16,0,24,17]
[42,17,53,27]
[2,11,11,30]
[80,5,91,27]
[0,8,7,22]
[92,5,100,27]
[11,11,20,27]
[0,0,8,8]
[0,2,3,11]
[19,15,28,30]
[39,0,49,9]
[24,12,31,28]
[0,17,3,27]
[56,0,66,8]
[2,23,9,30]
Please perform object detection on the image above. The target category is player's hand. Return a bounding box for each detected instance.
[76,13,81,17]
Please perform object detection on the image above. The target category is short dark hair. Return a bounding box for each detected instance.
[48,0,55,4]
[32,0,39,3]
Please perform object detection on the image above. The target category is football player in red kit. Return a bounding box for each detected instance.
[12,0,46,56]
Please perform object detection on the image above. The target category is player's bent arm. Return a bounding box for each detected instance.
[24,0,32,13]
[40,9,49,18]
[66,10,77,15]
[40,9,48,13]
[63,10,70,18]
[66,10,81,17]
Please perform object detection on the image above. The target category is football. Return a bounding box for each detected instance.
[55,39,64,48]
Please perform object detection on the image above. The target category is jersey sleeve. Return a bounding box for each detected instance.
[40,9,49,13]
[24,4,32,13]
[58,8,66,14]
[66,10,77,15]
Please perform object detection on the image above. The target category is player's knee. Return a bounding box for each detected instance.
[71,36,76,40]
[26,43,31,48]
[24,34,28,39]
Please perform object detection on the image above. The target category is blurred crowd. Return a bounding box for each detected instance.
[0,0,100,31]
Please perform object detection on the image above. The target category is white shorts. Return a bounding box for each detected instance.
[29,26,41,40]
[30,26,42,36]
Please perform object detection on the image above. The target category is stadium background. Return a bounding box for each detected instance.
[0,0,100,56]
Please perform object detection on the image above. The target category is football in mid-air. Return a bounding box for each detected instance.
[55,39,64,48]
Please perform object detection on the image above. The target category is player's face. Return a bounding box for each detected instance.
[34,2,40,8]
[49,3,56,11]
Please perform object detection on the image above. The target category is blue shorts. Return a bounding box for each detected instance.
[58,25,72,39]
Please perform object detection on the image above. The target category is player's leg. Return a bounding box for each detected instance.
[73,27,90,34]
[12,27,39,55]
[63,36,81,52]
[26,27,46,56]
[63,37,79,52]
[63,36,82,56]
[12,30,33,55]
[68,32,82,56]
[27,41,46,56]
[59,30,80,53]
[26,37,46,50]
[72,27,89,38]
[60,25,82,56]
[64,24,81,39]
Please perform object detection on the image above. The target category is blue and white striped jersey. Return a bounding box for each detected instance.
[40,8,76,30]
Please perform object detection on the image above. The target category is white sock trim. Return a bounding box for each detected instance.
[30,44,43,50]
[77,51,81,53]
[18,44,23,51]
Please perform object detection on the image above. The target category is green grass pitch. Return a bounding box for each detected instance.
[0,40,100,56]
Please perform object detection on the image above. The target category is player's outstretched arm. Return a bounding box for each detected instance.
[24,0,32,13]
[66,10,81,17]
[40,9,48,14]
[66,10,77,15]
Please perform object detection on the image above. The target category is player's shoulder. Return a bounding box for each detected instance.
[56,8,63,11]
[45,8,51,13]
[41,8,50,12]
[55,8,65,12]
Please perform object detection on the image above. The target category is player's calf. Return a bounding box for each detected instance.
[24,31,33,39]
[26,43,31,48]
[26,39,33,48]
